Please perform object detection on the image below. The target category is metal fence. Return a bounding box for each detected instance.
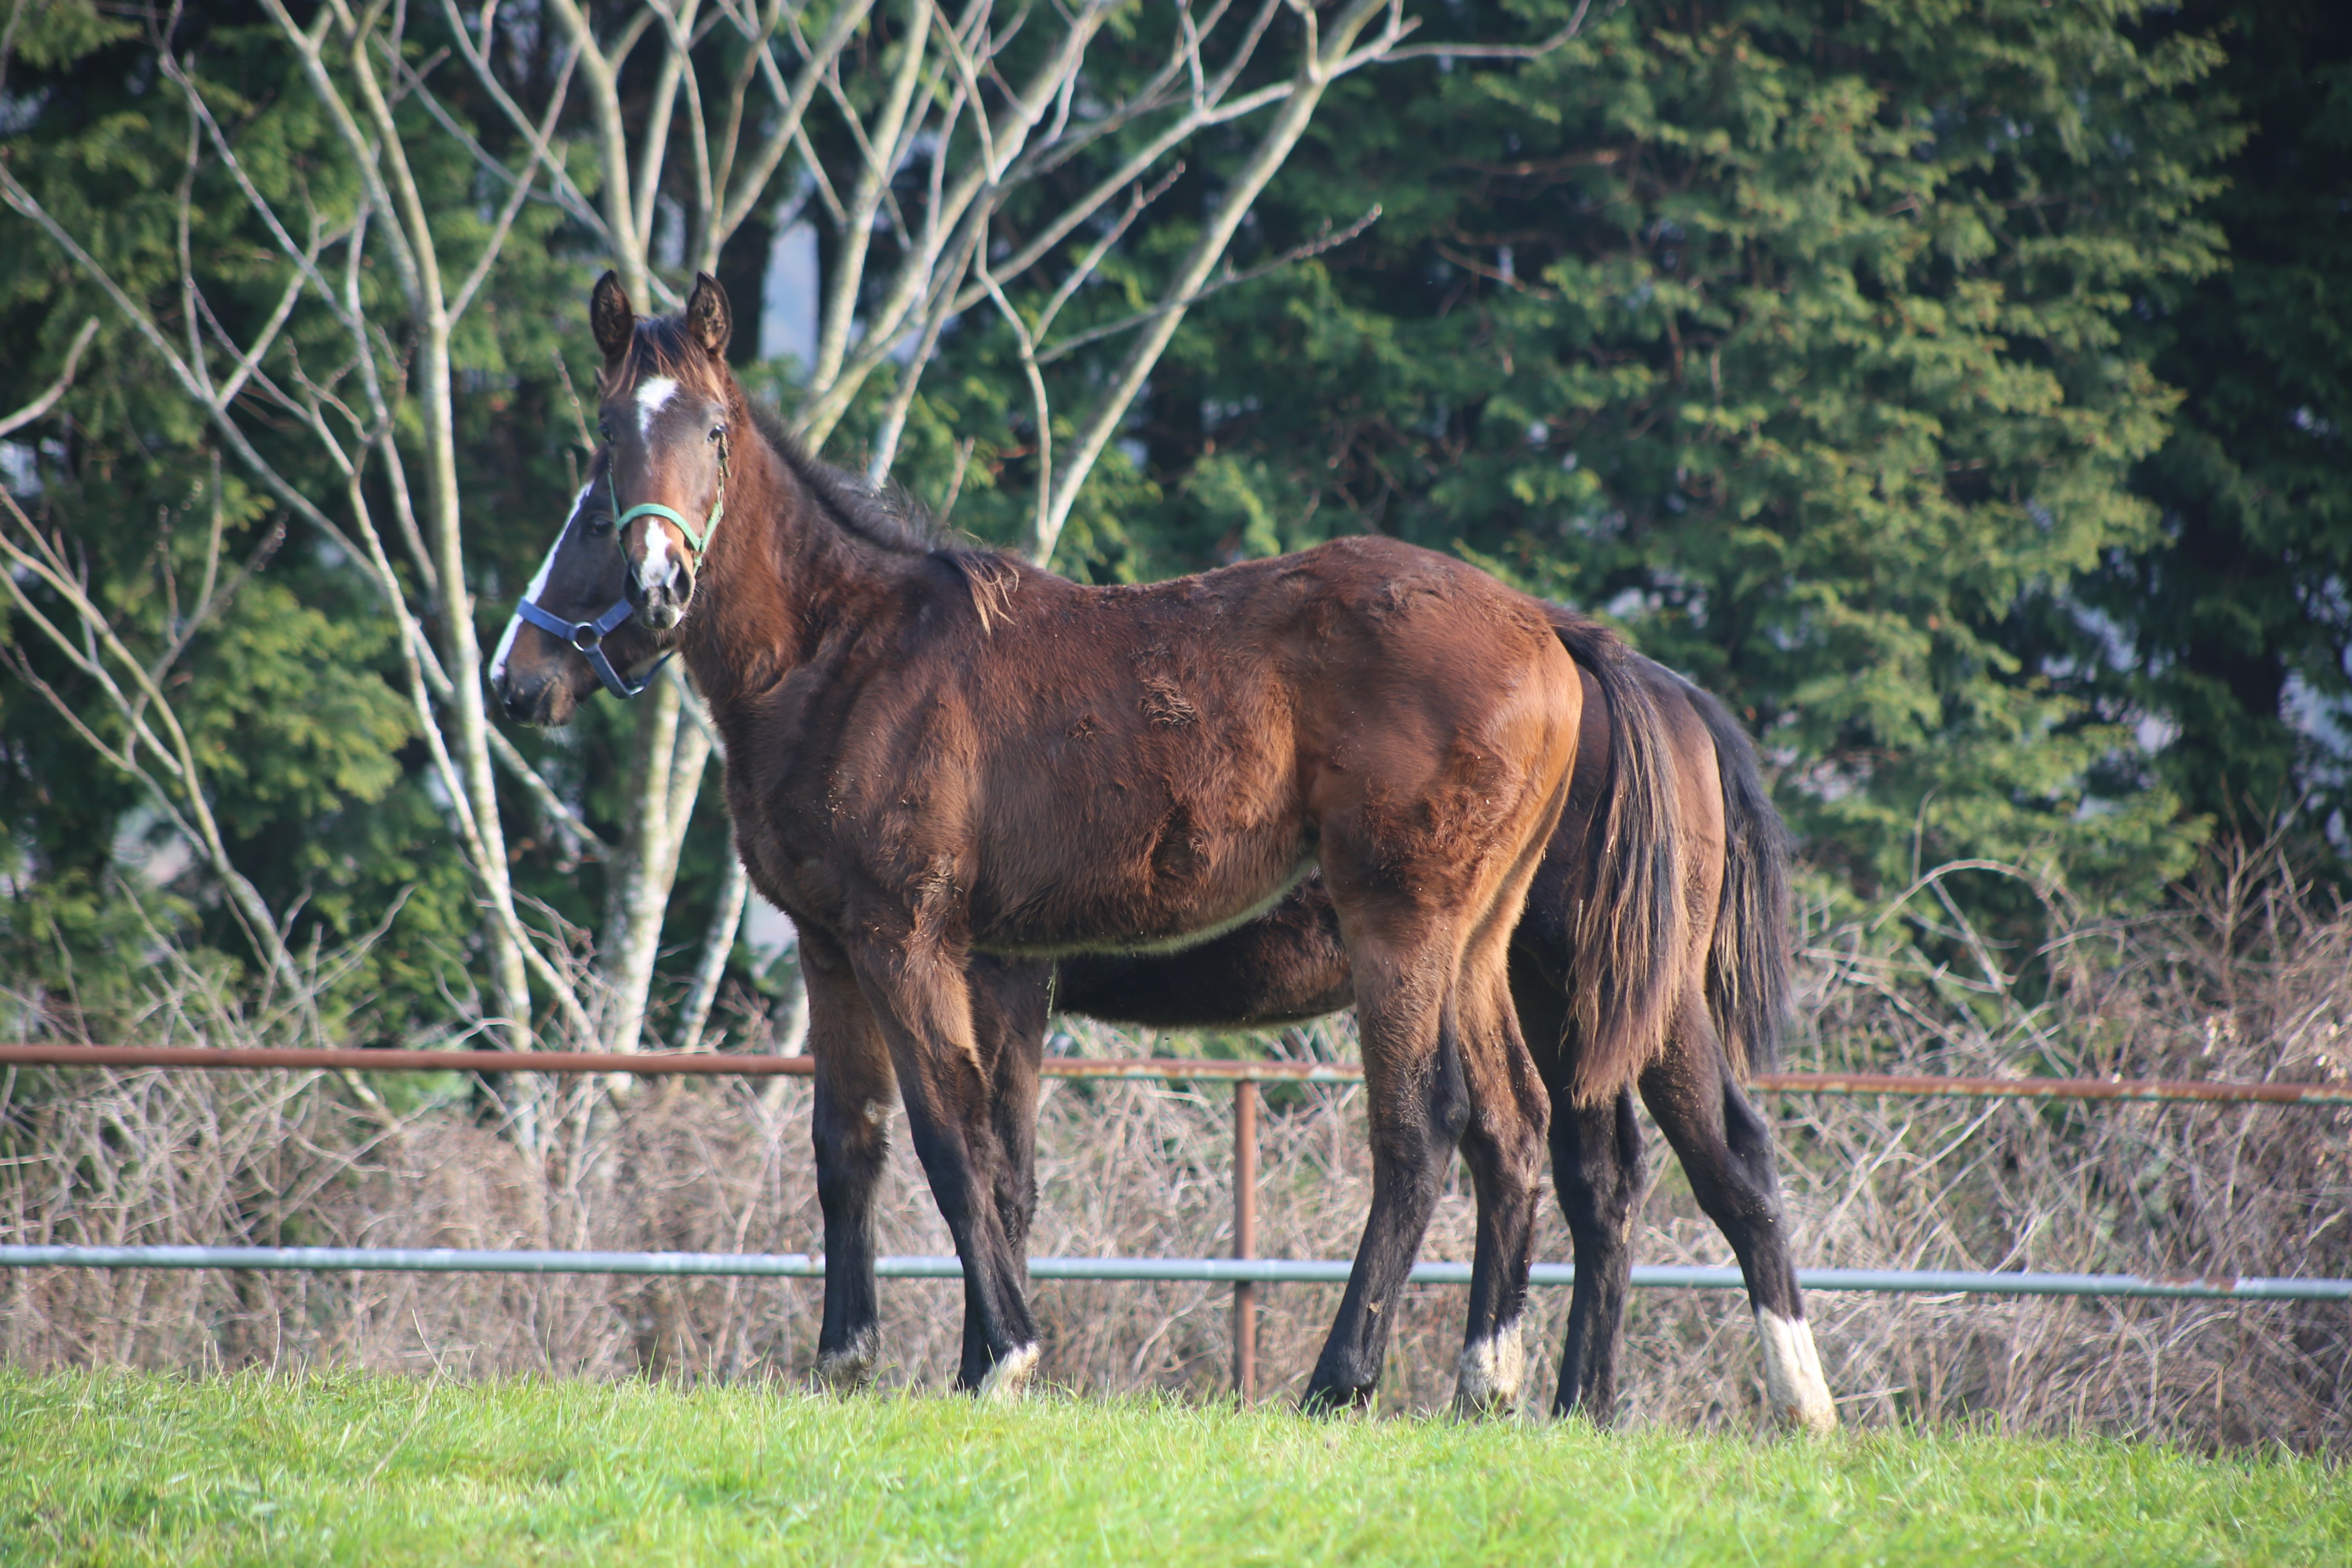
[4,1043,2349,1397]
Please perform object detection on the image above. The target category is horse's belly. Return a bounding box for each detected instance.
[969,840,1318,960]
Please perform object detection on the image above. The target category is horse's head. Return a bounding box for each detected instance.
[591,269,738,631]
[490,445,674,727]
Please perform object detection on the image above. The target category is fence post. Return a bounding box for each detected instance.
[1233,1077,1258,1402]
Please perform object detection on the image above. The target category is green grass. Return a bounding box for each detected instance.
[1,1371,2344,1565]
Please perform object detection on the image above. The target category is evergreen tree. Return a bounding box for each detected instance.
[1001,0,2244,918]
[2084,0,2352,856]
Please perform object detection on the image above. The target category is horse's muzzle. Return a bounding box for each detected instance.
[630,580,686,630]
[626,542,693,631]
[497,669,578,728]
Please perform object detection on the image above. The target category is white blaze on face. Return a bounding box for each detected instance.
[628,378,685,592]
[489,484,591,687]
[635,522,675,593]
[1754,1307,1837,1434]
[634,375,680,438]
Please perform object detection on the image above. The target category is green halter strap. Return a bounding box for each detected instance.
[617,432,728,556]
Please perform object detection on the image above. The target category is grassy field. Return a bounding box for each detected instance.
[1,1371,2344,1566]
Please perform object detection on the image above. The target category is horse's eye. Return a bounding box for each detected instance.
[598,419,613,441]
[708,425,725,443]
[584,511,614,537]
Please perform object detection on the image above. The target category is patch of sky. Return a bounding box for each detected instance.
[2284,670,2352,788]
[759,218,820,371]
[654,194,686,273]
[742,894,798,980]
[1,439,43,495]
[0,87,49,135]
[112,806,195,890]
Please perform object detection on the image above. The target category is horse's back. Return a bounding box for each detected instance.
[800,532,1580,956]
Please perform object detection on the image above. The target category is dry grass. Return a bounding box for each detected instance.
[2,861,2347,1446]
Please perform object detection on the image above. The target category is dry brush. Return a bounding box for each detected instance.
[2,864,2347,1447]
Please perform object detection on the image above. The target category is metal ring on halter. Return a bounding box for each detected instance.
[514,594,669,700]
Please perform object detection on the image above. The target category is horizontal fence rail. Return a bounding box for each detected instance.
[8,1042,2348,1396]
[5,1045,2350,1105]
[3,1247,2346,1301]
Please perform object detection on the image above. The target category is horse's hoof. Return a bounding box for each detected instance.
[812,1345,876,1393]
[1754,1308,1838,1435]
[977,1342,1040,1401]
[1299,1380,1373,1417]
[1451,1327,1527,1417]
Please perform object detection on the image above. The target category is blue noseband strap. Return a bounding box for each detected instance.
[514,594,666,700]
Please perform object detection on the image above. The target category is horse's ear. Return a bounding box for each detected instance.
[591,271,634,363]
[686,272,732,359]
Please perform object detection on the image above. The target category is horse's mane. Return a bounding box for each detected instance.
[621,315,1018,623]
[741,401,944,557]
[738,392,1023,628]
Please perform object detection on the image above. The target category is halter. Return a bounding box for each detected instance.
[513,592,668,700]
[616,429,729,556]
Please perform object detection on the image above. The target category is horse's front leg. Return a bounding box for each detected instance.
[850,933,1043,1396]
[803,927,898,1391]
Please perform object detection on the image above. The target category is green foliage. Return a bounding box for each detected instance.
[4,1371,2348,1564]
[0,8,604,1036]
[1043,0,2244,922]
[3,0,2347,1039]
[2079,1,2352,852]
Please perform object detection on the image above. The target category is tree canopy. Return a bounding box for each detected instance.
[2,0,2344,1045]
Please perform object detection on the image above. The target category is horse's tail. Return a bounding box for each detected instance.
[1547,608,1687,1105]
[1676,675,1791,1076]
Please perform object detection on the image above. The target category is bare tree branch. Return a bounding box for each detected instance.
[0,316,99,439]
[1035,0,1404,561]
[1031,203,1379,366]
[0,491,298,985]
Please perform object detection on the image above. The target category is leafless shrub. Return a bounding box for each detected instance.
[3,858,2347,1445]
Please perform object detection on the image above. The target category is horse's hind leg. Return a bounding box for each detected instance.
[1550,1087,1645,1421]
[805,929,897,1391]
[1451,964,1549,1416]
[1301,932,1467,1412]
[1513,961,1646,1424]
[1639,998,1836,1434]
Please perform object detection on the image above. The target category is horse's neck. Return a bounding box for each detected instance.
[678,440,900,707]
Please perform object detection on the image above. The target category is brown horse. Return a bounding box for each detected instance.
[600,270,1594,1408]
[492,277,1835,1427]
